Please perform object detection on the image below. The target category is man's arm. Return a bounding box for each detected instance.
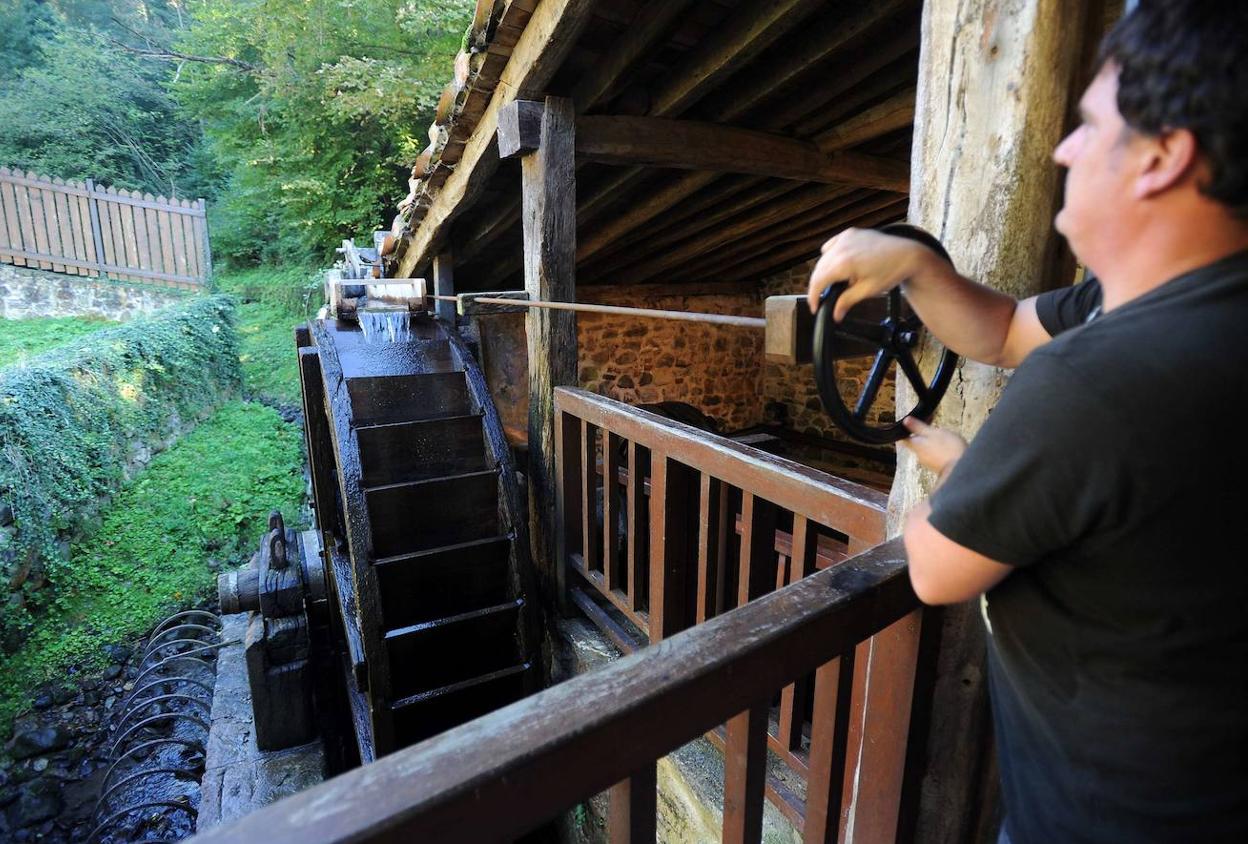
[897,417,1014,604]
[806,228,1051,368]
[903,500,1013,604]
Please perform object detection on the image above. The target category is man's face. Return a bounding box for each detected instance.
[1052,64,1137,264]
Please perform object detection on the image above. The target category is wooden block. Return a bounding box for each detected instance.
[764,295,813,365]
[497,99,544,159]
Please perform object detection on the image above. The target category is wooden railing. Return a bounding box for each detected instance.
[191,537,919,844]
[0,167,211,288]
[554,387,903,829]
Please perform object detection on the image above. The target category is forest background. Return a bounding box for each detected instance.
[0,0,472,267]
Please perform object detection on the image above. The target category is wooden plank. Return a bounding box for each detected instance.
[396,0,599,278]
[577,171,719,262]
[648,0,823,118]
[557,389,887,546]
[647,453,693,642]
[168,196,190,280]
[625,440,648,611]
[157,200,177,287]
[0,172,15,268]
[803,654,856,844]
[815,88,917,154]
[0,171,205,214]
[603,432,622,591]
[144,195,163,280]
[608,764,657,844]
[196,199,213,282]
[48,178,72,273]
[722,701,770,844]
[0,170,26,267]
[840,611,923,844]
[575,116,910,192]
[99,189,123,280]
[555,409,583,604]
[0,247,199,285]
[458,290,529,315]
[695,474,722,624]
[132,192,152,277]
[568,586,639,656]
[524,96,579,600]
[25,174,53,270]
[122,191,145,283]
[62,179,87,275]
[433,251,456,323]
[190,539,914,844]
[182,203,202,280]
[580,419,599,575]
[737,494,779,608]
[572,0,695,110]
[83,180,105,277]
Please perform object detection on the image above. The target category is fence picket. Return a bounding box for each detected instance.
[0,169,208,286]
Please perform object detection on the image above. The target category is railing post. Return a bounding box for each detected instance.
[648,452,693,642]
[603,432,623,591]
[554,405,583,611]
[723,701,769,844]
[581,418,599,575]
[803,653,856,844]
[626,441,648,612]
[738,493,779,607]
[608,763,657,843]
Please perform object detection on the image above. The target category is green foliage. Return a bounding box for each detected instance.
[174,0,473,265]
[0,399,304,734]
[0,295,241,648]
[0,2,206,197]
[216,265,324,405]
[0,315,115,368]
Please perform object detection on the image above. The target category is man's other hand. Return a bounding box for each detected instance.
[899,416,967,480]
[806,228,933,319]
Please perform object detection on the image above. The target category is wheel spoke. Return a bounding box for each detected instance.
[854,350,891,420]
[897,349,930,401]
[888,288,902,320]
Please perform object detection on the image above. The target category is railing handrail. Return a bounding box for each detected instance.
[190,538,913,843]
[556,387,888,545]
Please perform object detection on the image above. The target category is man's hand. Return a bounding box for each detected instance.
[806,228,937,319]
[899,416,967,482]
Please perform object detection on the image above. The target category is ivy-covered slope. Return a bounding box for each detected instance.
[0,295,241,649]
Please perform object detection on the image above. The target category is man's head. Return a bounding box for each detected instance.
[1053,1,1248,273]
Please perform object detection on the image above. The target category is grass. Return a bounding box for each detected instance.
[0,400,305,732]
[215,265,323,406]
[0,315,115,368]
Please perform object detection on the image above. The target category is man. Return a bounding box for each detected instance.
[806,2,1248,842]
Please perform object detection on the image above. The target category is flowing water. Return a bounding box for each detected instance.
[358,308,412,344]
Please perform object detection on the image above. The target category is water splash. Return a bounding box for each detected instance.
[358,308,412,344]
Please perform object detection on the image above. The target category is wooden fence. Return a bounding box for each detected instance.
[0,167,211,289]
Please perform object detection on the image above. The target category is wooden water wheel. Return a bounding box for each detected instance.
[295,312,542,762]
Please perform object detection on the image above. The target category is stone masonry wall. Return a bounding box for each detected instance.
[760,261,897,442]
[575,285,766,433]
[0,264,189,321]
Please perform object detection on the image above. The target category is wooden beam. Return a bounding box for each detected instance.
[577,171,718,262]
[647,0,824,117]
[815,88,917,154]
[605,183,857,285]
[521,96,579,599]
[396,0,598,279]
[575,115,910,191]
[700,0,913,124]
[571,0,697,110]
[498,99,545,159]
[432,251,455,323]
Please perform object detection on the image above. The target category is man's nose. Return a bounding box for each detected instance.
[1053,132,1076,167]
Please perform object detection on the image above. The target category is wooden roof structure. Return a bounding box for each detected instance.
[390,0,922,291]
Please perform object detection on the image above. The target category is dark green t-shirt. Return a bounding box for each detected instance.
[929,252,1248,843]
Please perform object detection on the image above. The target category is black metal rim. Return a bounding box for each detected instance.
[812,224,959,445]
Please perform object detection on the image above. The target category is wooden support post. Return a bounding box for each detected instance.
[897,2,1105,842]
[433,251,455,323]
[501,95,578,606]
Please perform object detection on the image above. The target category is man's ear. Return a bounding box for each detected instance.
[1133,127,1200,199]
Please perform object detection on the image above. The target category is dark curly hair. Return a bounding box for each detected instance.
[1100,1,1248,217]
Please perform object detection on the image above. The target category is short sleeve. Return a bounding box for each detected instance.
[927,350,1127,567]
[1034,278,1103,337]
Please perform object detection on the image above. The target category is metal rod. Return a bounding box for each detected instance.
[471,296,766,329]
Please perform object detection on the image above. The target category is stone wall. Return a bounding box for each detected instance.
[760,262,897,441]
[576,284,766,433]
[0,264,190,321]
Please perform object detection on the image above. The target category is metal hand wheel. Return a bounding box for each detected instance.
[813,223,958,445]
